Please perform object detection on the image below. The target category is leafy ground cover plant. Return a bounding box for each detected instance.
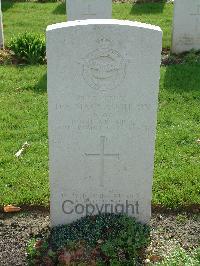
[27,213,150,265]
[8,32,46,64]
[153,246,200,266]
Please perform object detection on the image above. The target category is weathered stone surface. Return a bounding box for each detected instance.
[172,0,200,54]
[66,0,112,21]
[47,19,162,226]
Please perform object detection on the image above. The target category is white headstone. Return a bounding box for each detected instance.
[47,20,162,227]
[0,0,4,49]
[172,0,200,54]
[66,0,112,21]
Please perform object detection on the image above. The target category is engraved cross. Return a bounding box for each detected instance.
[85,136,120,187]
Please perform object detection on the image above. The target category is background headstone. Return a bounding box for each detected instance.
[47,19,162,227]
[66,0,112,21]
[0,0,4,49]
[172,0,200,54]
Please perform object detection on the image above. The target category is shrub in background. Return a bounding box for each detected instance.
[9,32,46,64]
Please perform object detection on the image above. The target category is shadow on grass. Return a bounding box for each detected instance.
[130,1,167,15]
[52,2,66,15]
[34,72,47,94]
[163,64,200,93]
[2,0,14,12]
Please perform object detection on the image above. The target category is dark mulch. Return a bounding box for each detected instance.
[0,48,196,67]
[0,211,199,265]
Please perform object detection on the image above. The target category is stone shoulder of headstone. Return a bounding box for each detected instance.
[47,19,162,32]
[47,19,162,227]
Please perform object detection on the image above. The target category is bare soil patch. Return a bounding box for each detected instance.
[0,211,199,265]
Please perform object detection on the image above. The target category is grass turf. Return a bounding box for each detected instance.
[0,1,199,209]
[0,64,199,208]
[2,1,173,48]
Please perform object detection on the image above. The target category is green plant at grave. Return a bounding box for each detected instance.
[153,246,200,266]
[8,32,46,64]
[27,213,150,265]
[26,239,38,264]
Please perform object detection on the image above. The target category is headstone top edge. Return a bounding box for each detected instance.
[46,19,162,33]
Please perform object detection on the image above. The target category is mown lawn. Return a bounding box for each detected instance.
[2,1,173,48]
[0,1,199,209]
[0,66,48,206]
[0,64,200,208]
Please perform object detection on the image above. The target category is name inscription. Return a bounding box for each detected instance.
[55,95,151,131]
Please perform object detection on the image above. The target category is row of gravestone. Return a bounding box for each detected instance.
[0,1,198,227]
[0,0,200,53]
[47,0,200,227]
[67,0,200,54]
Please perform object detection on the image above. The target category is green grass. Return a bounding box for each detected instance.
[0,66,49,206]
[154,64,200,207]
[2,1,173,48]
[0,1,199,208]
[0,64,200,208]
